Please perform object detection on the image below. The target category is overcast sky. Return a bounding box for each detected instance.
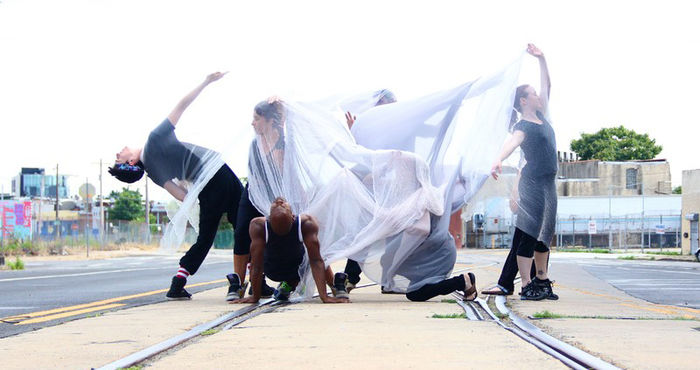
[1,0,698,202]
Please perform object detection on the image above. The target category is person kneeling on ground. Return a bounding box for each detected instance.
[231,197,350,304]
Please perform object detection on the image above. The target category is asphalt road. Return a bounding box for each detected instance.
[577,259,700,309]
[0,253,235,338]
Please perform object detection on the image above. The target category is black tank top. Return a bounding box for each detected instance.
[263,215,305,282]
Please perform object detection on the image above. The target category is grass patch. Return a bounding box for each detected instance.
[431,313,466,319]
[618,256,636,260]
[8,257,24,270]
[440,299,457,304]
[557,248,611,254]
[531,312,700,321]
[201,329,220,336]
[645,251,681,256]
[122,366,144,370]
[532,310,564,319]
[495,312,509,320]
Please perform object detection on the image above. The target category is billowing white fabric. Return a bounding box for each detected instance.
[158,147,226,253]
[247,53,524,297]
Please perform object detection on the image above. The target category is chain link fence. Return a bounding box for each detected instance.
[466,213,681,250]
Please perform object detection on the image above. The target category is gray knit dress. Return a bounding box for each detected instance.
[513,114,558,246]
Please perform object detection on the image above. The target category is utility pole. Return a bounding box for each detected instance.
[99,159,105,249]
[56,164,61,252]
[145,177,150,244]
[85,177,90,258]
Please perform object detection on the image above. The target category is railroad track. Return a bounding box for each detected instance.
[97,264,616,369]
[453,292,620,370]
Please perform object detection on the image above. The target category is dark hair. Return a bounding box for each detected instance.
[510,84,530,130]
[108,162,145,184]
[375,89,397,106]
[254,101,285,128]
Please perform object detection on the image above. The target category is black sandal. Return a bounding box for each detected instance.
[463,273,477,301]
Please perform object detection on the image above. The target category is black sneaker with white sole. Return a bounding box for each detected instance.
[520,280,547,301]
[332,272,350,299]
[534,277,559,300]
[226,273,248,301]
[166,276,192,300]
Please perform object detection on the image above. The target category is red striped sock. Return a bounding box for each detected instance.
[175,267,190,279]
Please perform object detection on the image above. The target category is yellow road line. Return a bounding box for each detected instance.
[558,283,700,317]
[18,304,126,325]
[0,279,227,323]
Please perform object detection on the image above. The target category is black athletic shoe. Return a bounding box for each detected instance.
[273,281,293,301]
[226,273,248,301]
[166,276,192,301]
[249,278,275,298]
[332,272,350,299]
[534,278,559,300]
[520,281,547,301]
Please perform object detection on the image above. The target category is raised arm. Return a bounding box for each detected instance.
[167,72,228,126]
[527,44,551,110]
[231,217,266,304]
[301,215,349,303]
[491,131,525,179]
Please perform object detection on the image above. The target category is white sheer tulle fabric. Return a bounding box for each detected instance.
[247,54,525,298]
[159,146,225,253]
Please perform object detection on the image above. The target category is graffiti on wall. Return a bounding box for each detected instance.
[0,201,32,240]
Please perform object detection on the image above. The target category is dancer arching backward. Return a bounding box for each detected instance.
[109,72,244,301]
[490,44,558,301]
[231,197,349,304]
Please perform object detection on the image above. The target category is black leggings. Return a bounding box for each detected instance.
[344,259,362,285]
[234,185,263,255]
[406,275,465,302]
[179,165,242,275]
[497,228,536,293]
[515,227,549,258]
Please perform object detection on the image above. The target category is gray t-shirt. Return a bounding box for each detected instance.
[142,119,205,187]
[513,114,558,178]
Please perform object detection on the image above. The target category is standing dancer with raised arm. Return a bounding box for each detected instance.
[490,44,558,301]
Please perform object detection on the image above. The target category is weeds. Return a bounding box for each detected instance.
[440,299,457,304]
[8,257,24,270]
[532,310,564,319]
[618,256,636,260]
[201,329,220,336]
[431,313,466,319]
[556,248,611,254]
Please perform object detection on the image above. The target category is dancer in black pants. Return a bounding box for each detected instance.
[110,72,244,300]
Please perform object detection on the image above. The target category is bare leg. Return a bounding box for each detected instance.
[517,255,534,287]
[534,251,549,280]
[234,253,249,281]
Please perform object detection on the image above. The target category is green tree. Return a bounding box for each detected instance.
[109,188,143,221]
[673,186,682,194]
[570,126,662,161]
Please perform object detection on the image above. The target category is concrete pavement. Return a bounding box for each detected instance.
[0,249,697,369]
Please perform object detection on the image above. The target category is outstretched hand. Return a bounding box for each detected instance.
[345,111,356,129]
[205,71,228,84]
[321,296,351,304]
[229,296,259,304]
[490,161,502,180]
[526,44,543,58]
